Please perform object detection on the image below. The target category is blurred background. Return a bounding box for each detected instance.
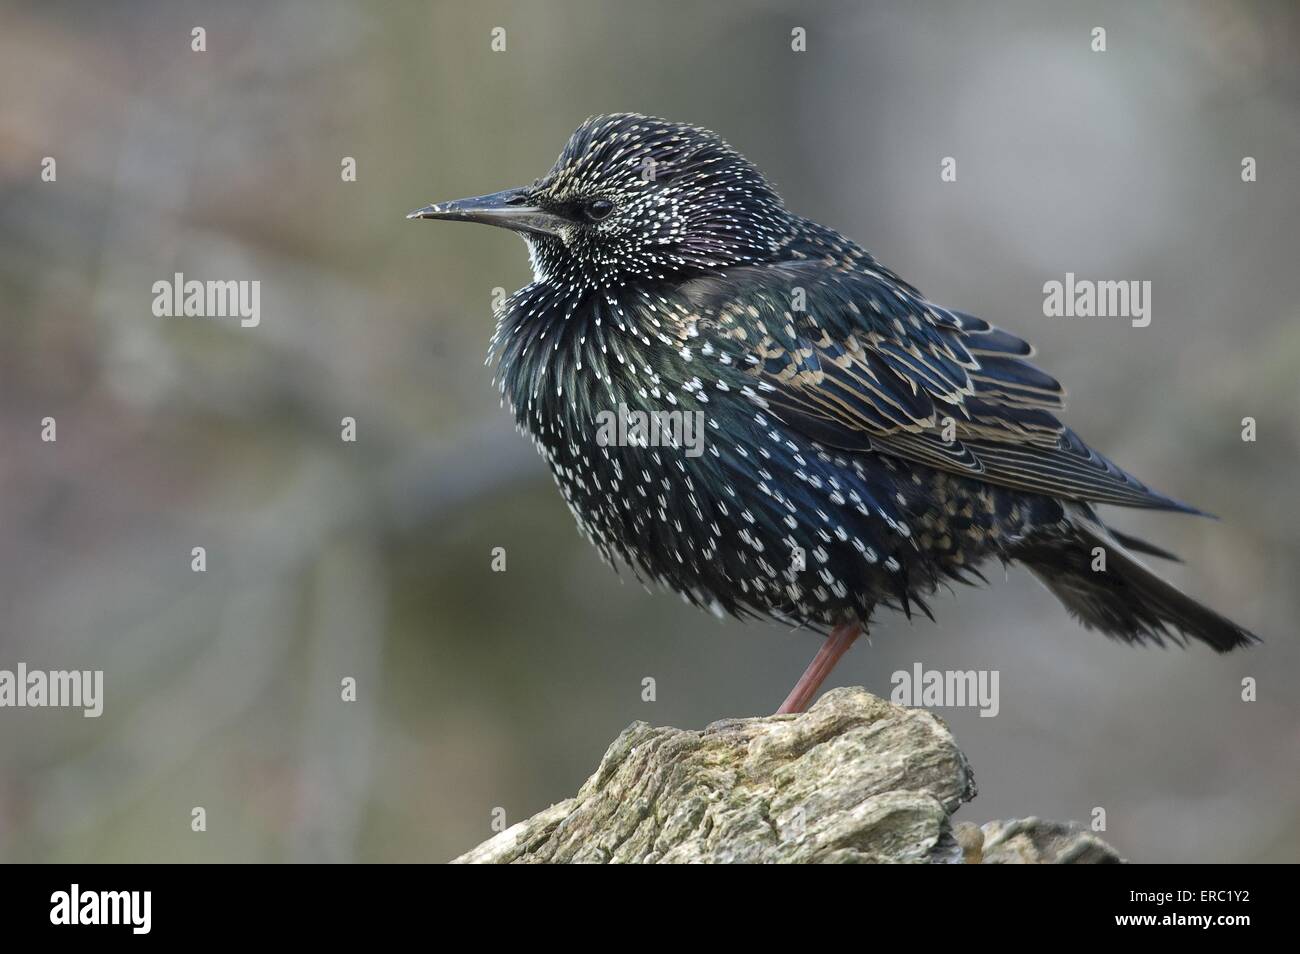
[1,0,1297,863]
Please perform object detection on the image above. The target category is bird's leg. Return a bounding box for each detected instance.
[776,621,863,714]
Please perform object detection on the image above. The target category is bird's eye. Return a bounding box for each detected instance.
[584,199,614,222]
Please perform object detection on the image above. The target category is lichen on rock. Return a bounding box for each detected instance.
[453,687,1123,864]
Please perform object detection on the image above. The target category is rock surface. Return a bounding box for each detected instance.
[453,687,1124,864]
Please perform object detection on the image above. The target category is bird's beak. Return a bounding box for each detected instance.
[406,188,569,238]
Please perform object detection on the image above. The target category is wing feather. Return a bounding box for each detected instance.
[682,261,1200,513]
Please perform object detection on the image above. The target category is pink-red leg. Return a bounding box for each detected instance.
[776,621,863,714]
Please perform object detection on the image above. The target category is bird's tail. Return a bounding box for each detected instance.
[1010,512,1257,653]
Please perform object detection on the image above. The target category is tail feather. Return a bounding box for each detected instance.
[1104,526,1183,563]
[1013,518,1257,653]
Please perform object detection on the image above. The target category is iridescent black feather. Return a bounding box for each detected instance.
[478,114,1255,652]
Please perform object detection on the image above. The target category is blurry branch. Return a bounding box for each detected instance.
[25,399,535,851]
[455,687,1123,864]
[33,578,299,839]
[289,540,387,862]
[28,462,345,834]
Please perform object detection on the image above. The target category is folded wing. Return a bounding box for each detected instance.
[682,261,1200,513]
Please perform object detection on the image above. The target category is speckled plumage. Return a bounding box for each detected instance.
[419,113,1257,657]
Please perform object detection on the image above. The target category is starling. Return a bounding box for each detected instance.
[409,113,1257,714]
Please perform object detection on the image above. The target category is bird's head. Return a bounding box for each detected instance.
[409,113,791,287]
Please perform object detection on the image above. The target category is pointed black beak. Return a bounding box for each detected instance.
[406,188,569,238]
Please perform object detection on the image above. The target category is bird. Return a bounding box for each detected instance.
[409,113,1257,714]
